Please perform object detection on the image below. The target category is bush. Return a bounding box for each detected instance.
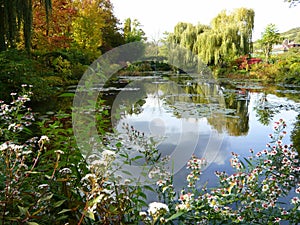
[0,50,56,102]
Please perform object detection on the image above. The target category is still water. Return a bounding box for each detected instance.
[100,73,300,189]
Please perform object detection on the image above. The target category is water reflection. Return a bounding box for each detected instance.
[291,114,300,154]
[107,77,253,138]
[94,75,300,189]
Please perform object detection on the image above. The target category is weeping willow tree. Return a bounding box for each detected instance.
[196,8,255,65]
[0,0,51,52]
[166,22,210,70]
[168,22,209,52]
[167,8,255,65]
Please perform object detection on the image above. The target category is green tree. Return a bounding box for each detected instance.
[166,8,255,65]
[259,24,281,63]
[0,0,51,52]
[195,8,255,65]
[123,18,146,43]
[72,0,122,55]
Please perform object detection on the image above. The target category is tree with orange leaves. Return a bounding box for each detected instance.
[32,0,77,50]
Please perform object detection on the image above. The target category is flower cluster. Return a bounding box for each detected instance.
[186,155,206,187]
[170,120,300,224]
[0,86,34,140]
[176,191,194,211]
[140,202,169,224]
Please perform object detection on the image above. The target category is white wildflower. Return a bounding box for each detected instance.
[59,168,72,175]
[55,150,64,155]
[102,150,116,158]
[262,184,269,192]
[38,135,50,145]
[21,150,32,155]
[8,123,16,131]
[148,202,169,218]
[90,159,106,167]
[38,184,49,189]
[0,142,8,151]
[81,174,96,183]
[139,211,147,217]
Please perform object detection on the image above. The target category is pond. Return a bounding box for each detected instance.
[34,72,300,191]
[93,73,300,191]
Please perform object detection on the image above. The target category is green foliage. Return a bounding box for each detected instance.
[71,0,123,55]
[0,49,55,101]
[1,86,300,224]
[0,87,167,224]
[248,48,300,85]
[281,27,300,43]
[166,8,255,66]
[258,24,281,63]
[123,18,147,43]
[291,114,300,154]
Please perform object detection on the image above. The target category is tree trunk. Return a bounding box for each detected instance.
[0,0,6,51]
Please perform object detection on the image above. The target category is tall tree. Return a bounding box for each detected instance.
[123,18,146,43]
[32,0,76,50]
[259,24,281,62]
[166,8,255,65]
[72,0,122,54]
[0,0,51,52]
[195,8,255,65]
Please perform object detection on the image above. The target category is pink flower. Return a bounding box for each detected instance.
[274,217,281,223]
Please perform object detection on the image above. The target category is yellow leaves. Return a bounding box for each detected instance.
[71,0,107,51]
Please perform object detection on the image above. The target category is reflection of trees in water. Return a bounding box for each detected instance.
[162,81,250,136]
[253,93,275,126]
[291,114,300,154]
[100,76,251,137]
[207,91,250,136]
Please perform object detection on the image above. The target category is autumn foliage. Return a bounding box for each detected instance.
[33,0,77,50]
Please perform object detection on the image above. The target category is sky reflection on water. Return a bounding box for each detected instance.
[111,77,299,190]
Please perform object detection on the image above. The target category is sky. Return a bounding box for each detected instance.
[110,0,300,41]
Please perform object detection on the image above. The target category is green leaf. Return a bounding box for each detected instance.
[138,192,147,199]
[115,142,122,148]
[27,222,40,225]
[18,206,29,216]
[40,194,53,202]
[88,195,102,206]
[144,185,155,192]
[132,155,143,161]
[166,211,185,221]
[53,200,66,208]
[243,157,253,167]
[58,93,75,97]
[85,211,95,220]
[122,170,132,176]
[58,209,72,214]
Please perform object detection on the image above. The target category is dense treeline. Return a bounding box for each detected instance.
[0,0,300,101]
[164,9,300,85]
[0,0,146,101]
[165,8,255,66]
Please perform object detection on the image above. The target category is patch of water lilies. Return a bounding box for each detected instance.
[165,101,236,118]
